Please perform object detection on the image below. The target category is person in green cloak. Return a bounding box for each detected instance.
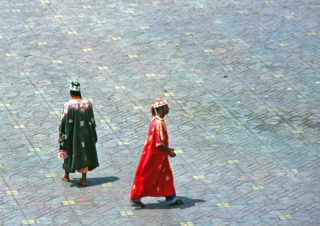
[59,81,99,186]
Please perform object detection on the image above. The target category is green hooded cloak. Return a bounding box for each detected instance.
[59,98,99,173]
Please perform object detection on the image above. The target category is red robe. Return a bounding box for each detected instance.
[130,116,176,200]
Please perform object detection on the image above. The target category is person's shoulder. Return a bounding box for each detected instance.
[81,99,93,108]
[63,101,70,108]
[152,117,164,126]
[66,99,79,110]
[80,99,91,104]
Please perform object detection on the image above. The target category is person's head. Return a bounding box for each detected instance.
[154,104,169,116]
[151,99,169,118]
[69,81,81,98]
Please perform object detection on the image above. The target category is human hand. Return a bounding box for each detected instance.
[168,149,176,158]
[58,150,68,159]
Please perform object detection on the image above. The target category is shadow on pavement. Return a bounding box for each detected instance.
[137,196,205,209]
[70,176,119,187]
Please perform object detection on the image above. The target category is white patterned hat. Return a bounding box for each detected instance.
[70,81,81,91]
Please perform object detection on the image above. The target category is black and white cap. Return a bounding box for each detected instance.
[70,81,81,91]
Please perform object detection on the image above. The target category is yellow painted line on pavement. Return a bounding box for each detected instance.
[124,10,134,14]
[205,135,215,139]
[6,190,18,195]
[14,125,25,129]
[184,114,194,119]
[213,20,222,24]
[286,169,298,174]
[96,20,106,24]
[285,15,294,19]
[20,72,30,75]
[22,220,35,225]
[279,215,292,220]
[62,200,76,205]
[195,4,204,9]
[175,150,184,154]
[115,86,126,90]
[29,148,41,152]
[6,53,16,57]
[216,203,230,208]
[118,141,129,146]
[45,173,57,178]
[180,222,194,226]
[100,119,111,123]
[265,1,274,4]
[133,106,143,110]
[98,66,109,70]
[102,182,114,187]
[238,10,249,14]
[24,25,34,29]
[49,111,59,115]
[252,186,265,190]
[273,73,284,78]
[128,55,138,58]
[120,211,133,216]
[38,42,48,46]
[193,175,205,180]
[158,42,167,47]
[164,92,175,97]
[112,37,122,40]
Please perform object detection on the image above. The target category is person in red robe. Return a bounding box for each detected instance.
[130,99,183,207]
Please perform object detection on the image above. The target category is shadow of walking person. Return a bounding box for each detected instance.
[70,176,119,187]
[135,196,205,209]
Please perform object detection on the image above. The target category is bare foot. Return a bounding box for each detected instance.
[130,199,145,208]
[76,179,87,186]
[168,199,183,206]
[61,174,70,182]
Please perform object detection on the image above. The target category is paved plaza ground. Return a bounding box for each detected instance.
[0,0,320,225]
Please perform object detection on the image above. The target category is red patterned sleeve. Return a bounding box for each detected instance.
[155,121,165,147]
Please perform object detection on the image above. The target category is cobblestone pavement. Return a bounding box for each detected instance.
[0,0,320,225]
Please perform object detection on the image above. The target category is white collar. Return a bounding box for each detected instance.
[155,115,164,121]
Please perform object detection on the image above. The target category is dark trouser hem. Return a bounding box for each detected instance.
[165,194,176,201]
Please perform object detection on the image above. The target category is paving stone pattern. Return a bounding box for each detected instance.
[0,0,319,225]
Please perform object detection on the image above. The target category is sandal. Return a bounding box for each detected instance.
[168,199,183,206]
[76,179,87,187]
[130,199,145,208]
[61,174,70,182]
